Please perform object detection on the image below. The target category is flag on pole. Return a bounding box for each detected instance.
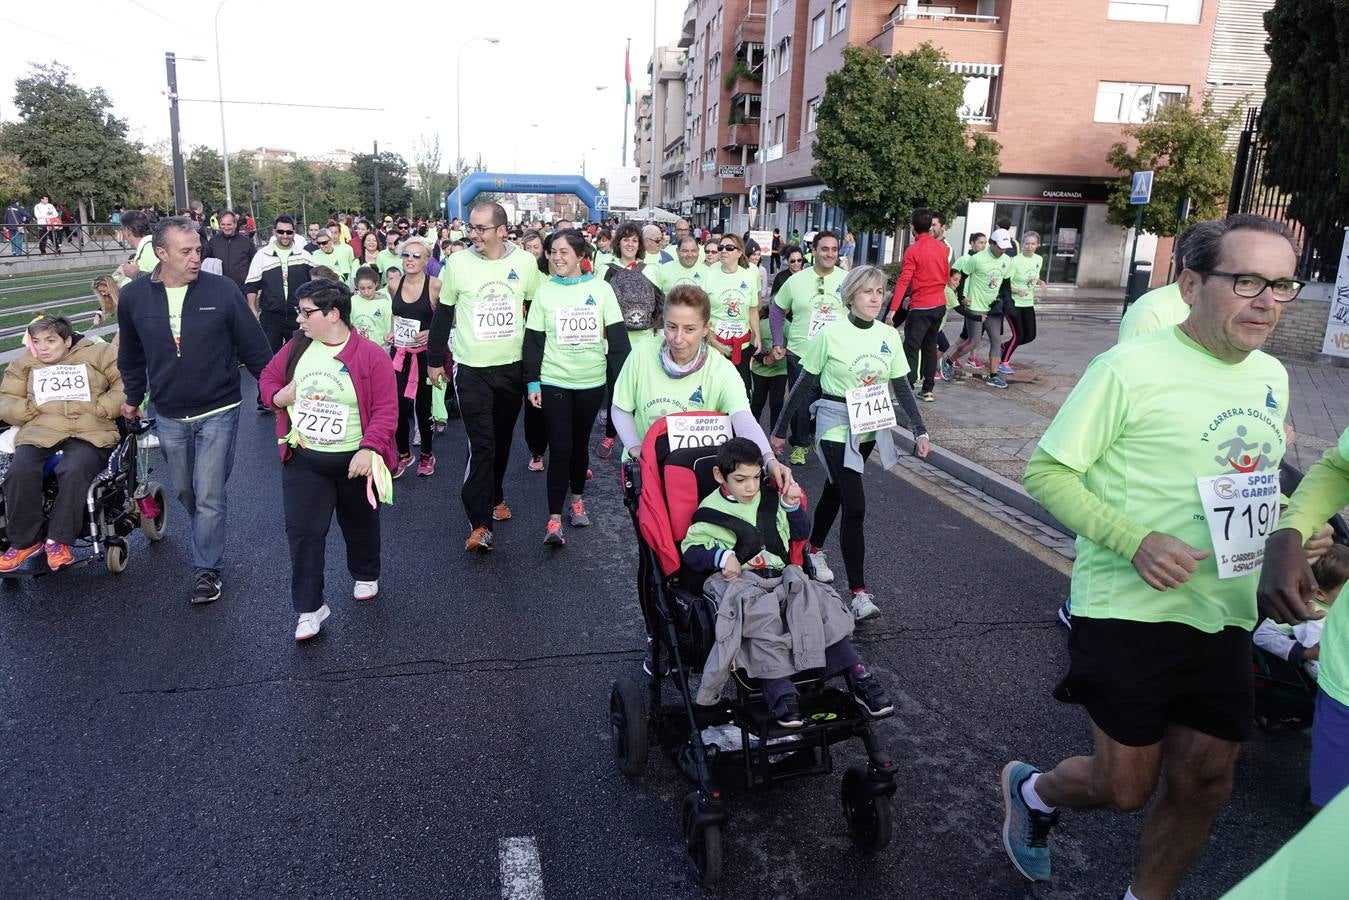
[625,40,632,104]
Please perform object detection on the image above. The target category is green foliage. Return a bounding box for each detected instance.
[0,64,142,221]
[723,59,761,91]
[0,150,31,200]
[1104,94,1241,236]
[352,151,412,218]
[1261,0,1349,272]
[129,143,173,211]
[184,146,253,214]
[412,134,451,220]
[812,45,1000,259]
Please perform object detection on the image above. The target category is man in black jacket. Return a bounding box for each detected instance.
[203,210,255,290]
[243,215,312,356]
[118,216,272,605]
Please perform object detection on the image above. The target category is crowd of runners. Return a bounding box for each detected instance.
[1,199,1346,896]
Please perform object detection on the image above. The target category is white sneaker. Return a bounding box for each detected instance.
[808,549,835,584]
[295,604,330,641]
[353,580,378,601]
[850,591,881,622]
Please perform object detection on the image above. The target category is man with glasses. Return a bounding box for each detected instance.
[310,226,356,284]
[642,224,673,264]
[769,230,845,465]
[1000,215,1306,898]
[426,202,541,552]
[244,216,314,405]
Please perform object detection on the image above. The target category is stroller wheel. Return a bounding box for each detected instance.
[609,677,649,776]
[682,792,723,888]
[139,482,168,542]
[842,766,892,853]
[105,539,129,575]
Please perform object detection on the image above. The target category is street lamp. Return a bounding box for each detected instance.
[456,36,500,222]
[214,0,233,211]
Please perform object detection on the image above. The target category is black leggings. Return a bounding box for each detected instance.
[524,399,549,457]
[539,384,605,514]
[282,446,380,613]
[811,439,875,592]
[751,371,786,429]
[394,355,433,456]
[1001,305,1037,362]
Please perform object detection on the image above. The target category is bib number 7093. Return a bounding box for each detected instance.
[667,414,732,450]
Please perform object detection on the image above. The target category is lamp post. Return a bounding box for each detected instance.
[456,36,500,222]
[214,0,234,211]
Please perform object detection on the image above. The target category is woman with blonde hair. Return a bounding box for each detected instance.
[90,275,121,347]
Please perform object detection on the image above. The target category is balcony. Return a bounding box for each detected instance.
[679,0,696,48]
[870,7,1005,65]
[734,13,765,53]
[723,121,760,149]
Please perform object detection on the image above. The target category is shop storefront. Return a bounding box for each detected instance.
[981,177,1113,285]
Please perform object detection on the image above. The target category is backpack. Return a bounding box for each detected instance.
[604,264,663,331]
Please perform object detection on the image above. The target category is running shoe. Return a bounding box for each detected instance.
[596,436,616,459]
[1057,596,1072,628]
[191,571,222,605]
[1000,761,1059,882]
[527,455,545,472]
[849,673,895,718]
[987,374,1009,390]
[850,590,881,621]
[569,499,591,527]
[774,693,804,729]
[918,391,935,403]
[432,419,448,434]
[997,363,1015,375]
[543,520,566,546]
[789,445,808,465]
[392,453,414,479]
[939,359,954,383]
[354,580,379,601]
[492,502,513,522]
[808,549,835,584]
[295,604,331,641]
[464,526,494,552]
[417,453,436,477]
[43,540,74,572]
[0,543,42,573]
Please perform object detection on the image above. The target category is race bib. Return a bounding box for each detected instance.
[667,414,732,450]
[293,397,351,447]
[1197,471,1281,579]
[472,297,518,342]
[807,308,838,340]
[714,319,748,341]
[554,306,602,345]
[392,315,420,348]
[32,364,91,405]
[846,383,896,435]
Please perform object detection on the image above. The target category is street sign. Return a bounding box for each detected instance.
[1130,170,1153,205]
[718,165,746,178]
[748,185,760,209]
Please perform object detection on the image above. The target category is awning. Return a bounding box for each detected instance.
[946,62,1002,77]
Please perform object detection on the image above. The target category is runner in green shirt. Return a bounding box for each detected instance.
[311,227,356,283]
[999,231,1045,373]
[657,236,706,293]
[943,230,1012,387]
[350,266,393,345]
[703,234,761,393]
[1000,215,1309,898]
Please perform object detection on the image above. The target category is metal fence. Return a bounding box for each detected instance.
[1227,107,1342,283]
[0,223,130,258]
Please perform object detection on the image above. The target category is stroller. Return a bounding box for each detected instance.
[609,412,896,887]
[0,418,167,578]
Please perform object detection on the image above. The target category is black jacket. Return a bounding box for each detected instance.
[243,242,314,327]
[117,270,273,418]
[204,231,256,289]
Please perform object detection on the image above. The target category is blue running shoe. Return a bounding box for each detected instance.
[1000,761,1059,882]
[1057,596,1072,628]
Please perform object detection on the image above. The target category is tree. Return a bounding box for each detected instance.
[812,44,1001,261]
[129,142,173,211]
[412,134,451,220]
[351,150,412,218]
[1104,94,1241,237]
[1261,0,1349,275]
[0,150,31,201]
[185,146,258,215]
[0,64,142,222]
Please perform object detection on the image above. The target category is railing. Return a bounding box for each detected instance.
[884,11,1000,28]
[1,223,135,258]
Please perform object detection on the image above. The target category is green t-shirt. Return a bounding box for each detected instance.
[1221,785,1349,898]
[612,338,752,443]
[954,248,1011,313]
[376,249,402,281]
[1315,429,1349,707]
[771,266,848,358]
[289,337,363,453]
[164,285,188,351]
[351,290,393,344]
[802,316,909,443]
[658,259,706,293]
[525,276,625,390]
[441,245,541,367]
[1008,253,1043,308]
[592,250,615,273]
[681,488,792,571]
[312,244,356,281]
[704,265,760,342]
[750,352,787,377]
[1036,326,1289,633]
[136,236,157,273]
[1118,282,1188,343]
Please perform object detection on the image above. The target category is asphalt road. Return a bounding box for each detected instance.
[0,376,1312,899]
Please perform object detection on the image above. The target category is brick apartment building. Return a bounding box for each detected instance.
[653,0,1273,289]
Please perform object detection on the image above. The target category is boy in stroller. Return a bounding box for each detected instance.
[1253,544,1348,680]
[680,438,893,728]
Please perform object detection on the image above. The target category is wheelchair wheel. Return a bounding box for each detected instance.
[609,676,648,776]
[681,791,722,888]
[139,482,167,542]
[842,766,892,853]
[105,539,128,574]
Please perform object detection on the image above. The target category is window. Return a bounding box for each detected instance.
[811,13,826,49]
[708,102,719,129]
[831,0,848,36]
[774,114,786,143]
[775,37,791,76]
[806,97,821,132]
[1094,81,1188,123]
[714,4,724,30]
[959,77,995,124]
[1107,0,1202,23]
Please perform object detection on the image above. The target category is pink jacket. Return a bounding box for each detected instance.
[259,330,399,470]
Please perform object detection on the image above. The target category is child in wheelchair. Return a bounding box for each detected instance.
[0,315,124,571]
[1253,544,1348,681]
[680,437,893,728]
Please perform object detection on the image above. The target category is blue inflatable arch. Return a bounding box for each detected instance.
[446,173,601,222]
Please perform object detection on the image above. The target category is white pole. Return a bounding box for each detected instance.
[214,0,232,211]
[456,37,500,223]
[650,0,660,211]
[758,0,774,237]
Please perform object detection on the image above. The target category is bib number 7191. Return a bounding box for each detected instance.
[1197,471,1281,579]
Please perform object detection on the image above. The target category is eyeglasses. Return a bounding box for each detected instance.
[788,257,803,265]
[274,229,294,235]
[401,251,424,260]
[719,244,738,252]
[316,240,330,246]
[1198,270,1305,302]
[297,306,324,318]
[466,223,498,235]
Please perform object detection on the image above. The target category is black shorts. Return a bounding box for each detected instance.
[1053,617,1253,747]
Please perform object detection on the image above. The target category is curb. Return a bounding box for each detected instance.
[888,425,1075,538]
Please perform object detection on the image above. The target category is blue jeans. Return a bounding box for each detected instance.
[1311,688,1349,807]
[155,406,240,574]
[7,228,22,255]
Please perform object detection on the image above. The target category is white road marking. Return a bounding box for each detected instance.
[499,836,545,900]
